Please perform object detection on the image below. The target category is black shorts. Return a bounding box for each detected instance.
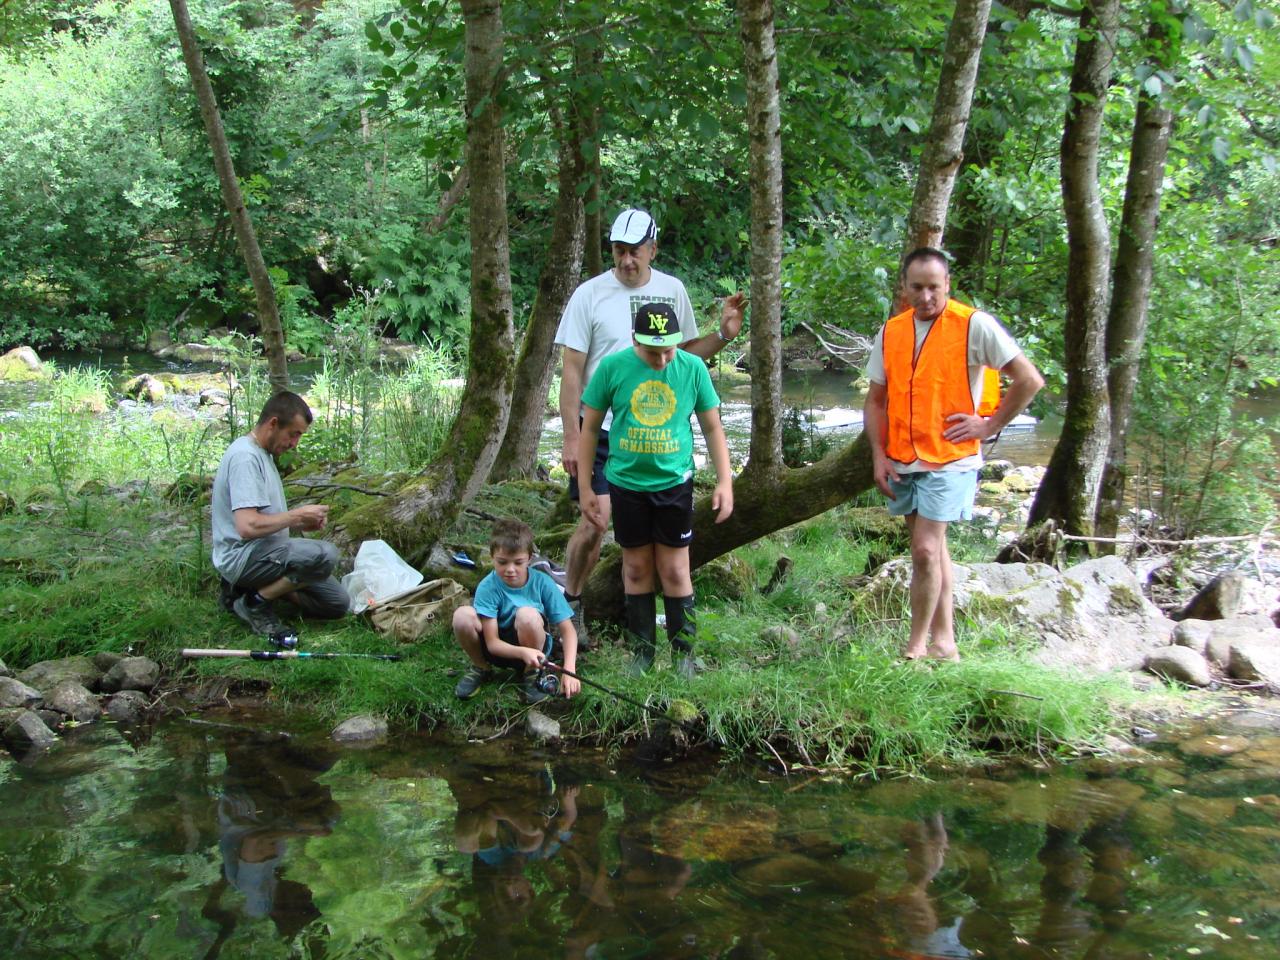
[484,623,555,672]
[568,427,610,500]
[609,479,695,548]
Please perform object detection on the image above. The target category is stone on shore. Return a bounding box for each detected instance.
[1227,637,1280,693]
[1144,646,1213,687]
[525,709,562,743]
[100,657,160,693]
[332,714,387,743]
[48,681,100,723]
[19,656,102,694]
[0,677,44,709]
[1175,572,1244,622]
[3,710,57,752]
[867,555,1174,672]
[1203,615,1278,666]
[1172,619,1214,656]
[0,657,11,679]
[0,346,51,382]
[105,690,150,725]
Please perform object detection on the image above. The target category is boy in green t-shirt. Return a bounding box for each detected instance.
[578,302,734,675]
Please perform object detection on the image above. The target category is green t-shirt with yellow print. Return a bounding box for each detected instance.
[581,347,720,492]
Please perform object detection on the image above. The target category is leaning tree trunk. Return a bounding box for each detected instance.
[333,0,515,562]
[739,0,785,472]
[1026,0,1119,538]
[1095,19,1175,543]
[901,0,992,259]
[584,434,877,623]
[489,54,588,480]
[168,0,289,391]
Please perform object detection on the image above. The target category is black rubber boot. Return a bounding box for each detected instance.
[625,592,657,674]
[664,594,700,678]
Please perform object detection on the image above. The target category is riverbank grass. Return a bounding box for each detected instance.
[0,476,1128,775]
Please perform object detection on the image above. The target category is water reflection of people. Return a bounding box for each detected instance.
[201,733,339,954]
[886,813,971,959]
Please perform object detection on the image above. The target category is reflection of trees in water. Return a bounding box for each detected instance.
[430,762,1148,960]
[199,732,340,960]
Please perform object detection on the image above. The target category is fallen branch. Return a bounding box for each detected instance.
[288,479,392,497]
[1061,532,1267,547]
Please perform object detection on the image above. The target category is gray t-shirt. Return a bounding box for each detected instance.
[211,434,289,583]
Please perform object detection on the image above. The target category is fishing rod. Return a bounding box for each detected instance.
[182,648,402,662]
[537,661,716,744]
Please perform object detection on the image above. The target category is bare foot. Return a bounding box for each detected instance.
[926,644,960,662]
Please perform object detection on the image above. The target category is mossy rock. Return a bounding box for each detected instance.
[122,373,166,403]
[534,522,577,561]
[166,473,212,504]
[694,553,755,601]
[0,346,51,382]
[841,507,909,547]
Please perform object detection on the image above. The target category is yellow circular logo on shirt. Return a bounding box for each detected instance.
[630,380,676,427]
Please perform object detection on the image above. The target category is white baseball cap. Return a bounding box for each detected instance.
[609,209,658,245]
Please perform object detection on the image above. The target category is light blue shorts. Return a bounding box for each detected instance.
[887,469,978,522]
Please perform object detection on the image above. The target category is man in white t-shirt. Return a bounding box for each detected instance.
[554,208,746,638]
[863,248,1043,662]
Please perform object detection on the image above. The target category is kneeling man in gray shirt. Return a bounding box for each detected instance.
[211,391,348,643]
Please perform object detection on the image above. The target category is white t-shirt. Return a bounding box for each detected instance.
[554,268,696,429]
[865,309,1021,473]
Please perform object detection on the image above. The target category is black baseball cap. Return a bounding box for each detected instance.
[633,302,682,347]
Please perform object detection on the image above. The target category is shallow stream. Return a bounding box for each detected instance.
[2,708,1278,959]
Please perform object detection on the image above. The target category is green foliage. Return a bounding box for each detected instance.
[780,406,833,468]
[362,223,471,344]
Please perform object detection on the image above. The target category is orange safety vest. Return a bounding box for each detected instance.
[978,366,1000,417]
[883,299,983,465]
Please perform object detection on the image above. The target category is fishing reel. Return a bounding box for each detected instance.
[269,631,299,651]
[533,666,558,696]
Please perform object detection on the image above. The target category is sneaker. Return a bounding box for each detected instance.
[521,672,556,705]
[232,594,288,637]
[567,598,591,651]
[218,578,238,613]
[454,665,493,700]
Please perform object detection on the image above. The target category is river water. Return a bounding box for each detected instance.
[2,709,1278,959]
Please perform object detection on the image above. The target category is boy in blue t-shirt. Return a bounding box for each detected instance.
[577,302,734,676]
[452,519,579,704]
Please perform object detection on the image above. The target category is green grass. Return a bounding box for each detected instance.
[0,366,1137,775]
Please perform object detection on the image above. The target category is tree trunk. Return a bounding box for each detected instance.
[1026,0,1119,537]
[489,83,587,480]
[739,0,785,471]
[902,0,992,255]
[577,0,881,623]
[580,44,605,280]
[332,0,515,563]
[168,0,289,391]
[1095,19,1175,542]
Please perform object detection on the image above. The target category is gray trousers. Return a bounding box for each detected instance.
[234,537,348,620]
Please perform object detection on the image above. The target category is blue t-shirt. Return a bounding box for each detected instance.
[472,569,573,630]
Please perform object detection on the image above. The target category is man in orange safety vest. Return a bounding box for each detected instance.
[863,248,1044,662]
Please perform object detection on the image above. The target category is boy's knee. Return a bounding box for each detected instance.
[453,605,480,637]
[512,606,545,641]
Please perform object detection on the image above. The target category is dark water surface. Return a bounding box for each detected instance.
[2,711,1278,959]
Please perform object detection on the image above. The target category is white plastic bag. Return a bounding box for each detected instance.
[341,539,424,613]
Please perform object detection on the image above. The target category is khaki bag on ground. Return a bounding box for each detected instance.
[367,578,469,642]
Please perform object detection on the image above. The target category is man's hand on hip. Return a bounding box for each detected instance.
[942,413,992,444]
